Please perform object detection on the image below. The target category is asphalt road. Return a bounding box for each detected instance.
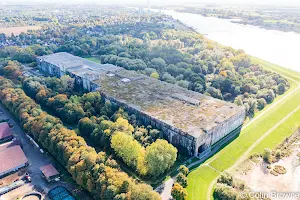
[0,103,70,199]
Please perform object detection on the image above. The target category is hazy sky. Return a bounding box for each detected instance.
[3,0,300,6]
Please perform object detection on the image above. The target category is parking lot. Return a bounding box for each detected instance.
[0,103,89,200]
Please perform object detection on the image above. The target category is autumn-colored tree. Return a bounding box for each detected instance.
[0,78,161,200]
[171,183,187,200]
[178,165,189,176]
[0,61,22,81]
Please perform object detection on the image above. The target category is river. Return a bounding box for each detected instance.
[159,10,300,72]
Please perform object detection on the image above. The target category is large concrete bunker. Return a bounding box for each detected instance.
[37,53,246,157]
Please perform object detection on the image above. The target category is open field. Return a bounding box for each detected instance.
[186,58,300,200]
[0,26,41,36]
[187,166,220,199]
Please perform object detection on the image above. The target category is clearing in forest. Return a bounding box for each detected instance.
[0,26,41,36]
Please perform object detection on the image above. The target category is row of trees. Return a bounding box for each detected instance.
[22,76,178,178]
[0,77,160,200]
[171,165,189,200]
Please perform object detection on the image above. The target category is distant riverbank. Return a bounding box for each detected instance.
[175,8,300,34]
[156,9,300,72]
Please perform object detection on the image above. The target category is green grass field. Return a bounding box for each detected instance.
[250,108,300,154]
[186,58,300,200]
[84,56,101,63]
[187,166,220,199]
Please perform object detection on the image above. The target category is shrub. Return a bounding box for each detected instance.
[213,183,238,200]
[176,173,188,188]
[275,150,281,159]
[273,165,286,174]
[217,172,234,186]
[263,148,272,163]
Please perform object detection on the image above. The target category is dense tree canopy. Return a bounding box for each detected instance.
[0,9,290,118]
[0,76,161,200]
[144,139,178,177]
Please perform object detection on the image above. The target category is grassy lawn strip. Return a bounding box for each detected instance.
[187,59,300,200]
[186,166,220,200]
[250,108,300,154]
[210,89,300,171]
[251,57,300,82]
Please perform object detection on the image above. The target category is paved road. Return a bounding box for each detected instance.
[159,178,174,200]
[0,103,79,199]
[0,103,52,191]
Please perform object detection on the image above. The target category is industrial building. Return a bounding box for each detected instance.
[37,53,246,157]
[0,145,29,177]
[37,52,119,91]
[0,122,13,144]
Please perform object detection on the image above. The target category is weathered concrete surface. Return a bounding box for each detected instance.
[37,53,246,156]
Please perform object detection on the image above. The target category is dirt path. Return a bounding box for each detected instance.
[229,104,300,172]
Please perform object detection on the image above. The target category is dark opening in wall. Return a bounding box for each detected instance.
[198,144,205,154]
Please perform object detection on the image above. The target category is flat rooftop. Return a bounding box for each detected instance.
[95,69,245,139]
[38,53,245,140]
[38,52,120,77]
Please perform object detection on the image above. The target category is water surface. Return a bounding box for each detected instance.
[161,10,300,72]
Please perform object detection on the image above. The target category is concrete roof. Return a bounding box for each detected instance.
[0,122,12,140]
[0,145,28,175]
[37,52,120,76]
[38,53,245,140]
[96,69,245,139]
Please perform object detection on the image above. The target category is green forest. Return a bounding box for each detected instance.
[0,4,293,200]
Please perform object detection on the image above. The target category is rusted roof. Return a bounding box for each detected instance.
[0,145,28,175]
[40,164,59,178]
[0,122,12,140]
